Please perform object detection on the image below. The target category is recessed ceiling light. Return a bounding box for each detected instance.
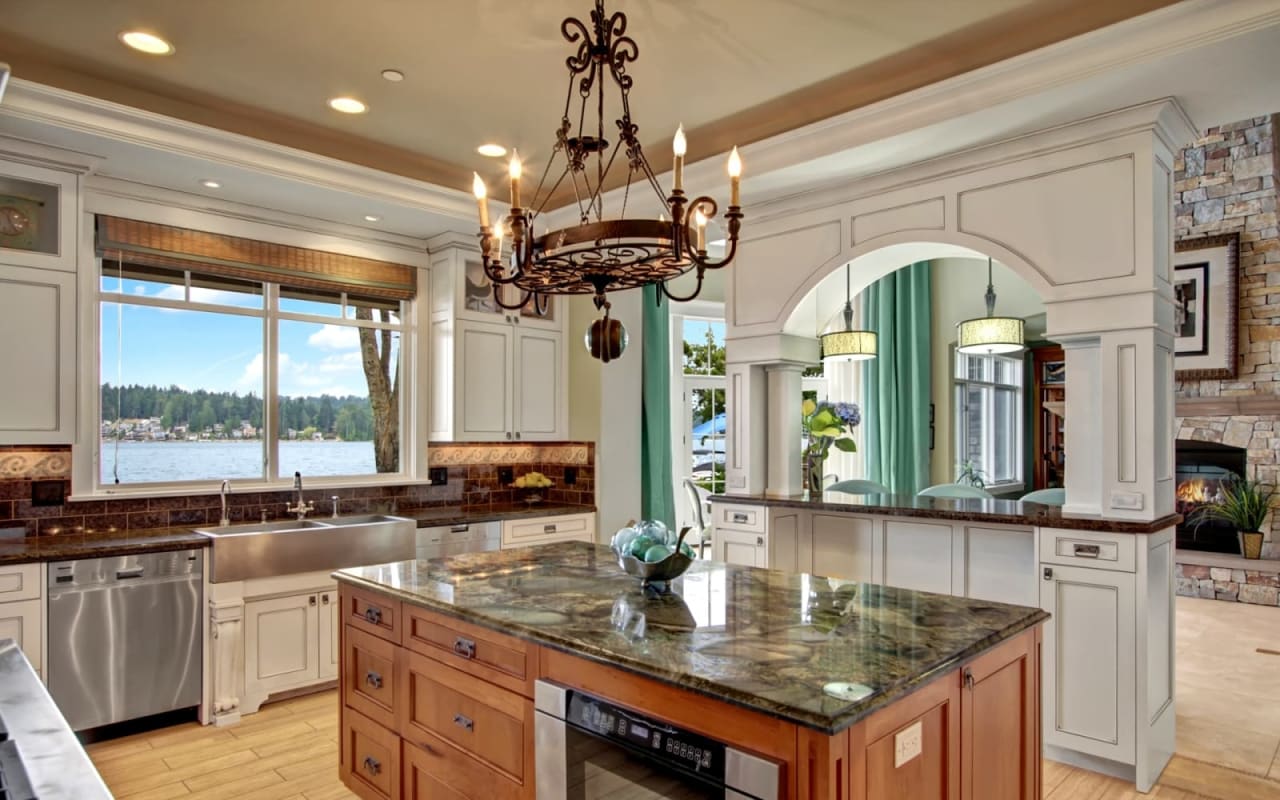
[477,143,508,158]
[381,69,405,82]
[119,30,175,55]
[364,214,381,222]
[328,97,367,114]
[199,179,221,189]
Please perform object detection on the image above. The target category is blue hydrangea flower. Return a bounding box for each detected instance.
[831,402,861,428]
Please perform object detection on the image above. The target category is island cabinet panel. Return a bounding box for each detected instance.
[344,626,398,731]
[341,707,401,800]
[403,605,535,697]
[399,649,532,785]
[344,586,402,645]
[855,673,961,800]
[960,629,1041,800]
[402,730,524,800]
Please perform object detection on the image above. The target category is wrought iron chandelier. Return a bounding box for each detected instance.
[471,0,744,362]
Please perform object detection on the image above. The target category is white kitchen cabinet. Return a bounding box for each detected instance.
[811,513,874,582]
[0,160,80,272]
[319,589,338,682]
[244,592,320,699]
[0,264,76,443]
[431,244,568,442]
[1039,562,1136,762]
[501,512,596,549]
[0,598,42,673]
[712,529,769,568]
[881,520,955,595]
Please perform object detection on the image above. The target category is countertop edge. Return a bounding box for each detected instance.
[710,494,1180,534]
[334,570,1049,735]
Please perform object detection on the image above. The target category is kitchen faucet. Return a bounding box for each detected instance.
[286,471,314,521]
[219,480,231,527]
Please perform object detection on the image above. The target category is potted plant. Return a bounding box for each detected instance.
[801,400,860,496]
[957,460,987,490]
[1191,477,1277,559]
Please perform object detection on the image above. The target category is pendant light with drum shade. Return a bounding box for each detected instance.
[956,257,1025,355]
[821,264,877,362]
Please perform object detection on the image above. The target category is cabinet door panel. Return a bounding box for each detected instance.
[319,591,338,681]
[883,521,953,594]
[964,527,1037,607]
[513,329,561,439]
[714,529,767,568]
[0,598,42,670]
[961,631,1039,800]
[1040,564,1136,761]
[812,514,873,582]
[457,322,512,440]
[0,265,75,443]
[245,594,319,693]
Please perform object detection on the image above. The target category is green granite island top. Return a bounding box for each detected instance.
[335,541,1047,734]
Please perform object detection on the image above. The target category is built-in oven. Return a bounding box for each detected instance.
[534,680,781,800]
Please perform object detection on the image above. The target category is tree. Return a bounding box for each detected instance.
[356,308,400,472]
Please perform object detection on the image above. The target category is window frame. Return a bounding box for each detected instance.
[78,211,425,498]
[669,303,727,532]
[952,348,1025,492]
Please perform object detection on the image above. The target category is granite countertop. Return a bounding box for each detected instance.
[0,527,210,565]
[0,639,112,799]
[336,542,1048,734]
[712,493,1180,534]
[403,503,596,528]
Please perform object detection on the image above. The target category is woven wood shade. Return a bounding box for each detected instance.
[96,216,417,300]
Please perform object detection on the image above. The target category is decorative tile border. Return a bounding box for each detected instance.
[0,447,73,479]
[427,442,593,467]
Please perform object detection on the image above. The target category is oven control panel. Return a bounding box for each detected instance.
[566,691,725,779]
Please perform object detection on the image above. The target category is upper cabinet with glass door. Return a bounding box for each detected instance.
[0,161,80,272]
[457,254,557,330]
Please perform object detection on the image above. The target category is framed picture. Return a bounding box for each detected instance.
[1174,233,1239,380]
[1042,360,1066,385]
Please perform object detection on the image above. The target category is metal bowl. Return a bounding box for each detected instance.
[616,551,694,585]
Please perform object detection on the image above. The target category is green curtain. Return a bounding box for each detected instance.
[641,285,676,527]
[862,262,932,495]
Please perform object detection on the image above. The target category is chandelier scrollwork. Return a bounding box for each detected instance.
[471,0,744,362]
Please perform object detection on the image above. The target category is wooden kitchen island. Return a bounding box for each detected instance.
[333,541,1047,800]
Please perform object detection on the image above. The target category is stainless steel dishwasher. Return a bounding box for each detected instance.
[47,549,203,731]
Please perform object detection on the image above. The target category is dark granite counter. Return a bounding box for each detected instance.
[0,527,210,565]
[335,541,1048,734]
[403,503,596,528]
[711,493,1180,534]
[0,639,112,799]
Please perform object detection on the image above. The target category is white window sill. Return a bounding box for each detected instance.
[70,474,435,502]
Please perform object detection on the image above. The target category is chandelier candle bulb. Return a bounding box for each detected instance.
[472,173,490,228]
[694,208,708,251]
[673,125,687,191]
[509,150,522,208]
[728,147,742,206]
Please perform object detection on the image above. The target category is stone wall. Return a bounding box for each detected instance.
[1177,563,1280,606]
[1175,414,1280,549]
[1174,114,1280,397]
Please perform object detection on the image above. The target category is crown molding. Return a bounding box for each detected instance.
[1,78,477,222]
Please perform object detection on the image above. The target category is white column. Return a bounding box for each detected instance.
[1059,336,1103,517]
[724,363,767,495]
[765,364,805,498]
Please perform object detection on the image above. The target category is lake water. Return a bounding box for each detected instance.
[99,440,377,485]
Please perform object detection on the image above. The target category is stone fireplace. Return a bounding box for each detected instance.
[1175,440,1247,554]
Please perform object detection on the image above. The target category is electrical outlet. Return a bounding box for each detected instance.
[1109,491,1144,511]
[894,721,923,768]
[428,467,448,486]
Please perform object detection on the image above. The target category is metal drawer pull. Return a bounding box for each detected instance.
[116,568,144,580]
[453,637,476,659]
[450,524,469,533]
[363,606,382,625]
[543,524,557,533]
[732,513,749,524]
[322,593,330,605]
[362,756,381,776]
[365,670,383,690]
[1073,543,1101,558]
[963,668,975,690]
[453,713,474,732]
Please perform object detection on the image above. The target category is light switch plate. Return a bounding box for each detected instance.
[894,721,923,768]
[1109,491,1144,510]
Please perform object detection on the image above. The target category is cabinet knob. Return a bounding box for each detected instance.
[321,593,330,605]
[964,668,975,690]
[515,432,521,440]
[365,670,383,690]
[452,636,476,660]
[756,536,764,546]
[1043,567,1054,581]
[362,756,381,776]
[309,595,317,606]
[506,431,513,440]
[363,605,383,624]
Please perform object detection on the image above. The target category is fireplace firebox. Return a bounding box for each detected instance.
[1175,440,1248,554]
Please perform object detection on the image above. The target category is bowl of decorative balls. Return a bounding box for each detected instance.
[512,471,554,504]
[609,519,697,586]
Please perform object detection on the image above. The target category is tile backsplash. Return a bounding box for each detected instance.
[0,442,594,536]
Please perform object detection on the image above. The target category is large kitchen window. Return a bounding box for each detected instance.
[98,258,405,488]
[953,350,1024,490]
[681,317,726,497]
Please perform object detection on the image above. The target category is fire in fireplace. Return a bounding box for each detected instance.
[1175,440,1247,554]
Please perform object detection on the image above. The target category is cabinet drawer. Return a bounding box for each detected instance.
[502,513,594,547]
[714,503,765,533]
[0,563,40,602]
[341,708,400,800]
[1039,529,1135,572]
[344,626,398,730]
[404,606,533,697]
[399,650,531,785]
[343,586,402,644]
[403,732,524,800]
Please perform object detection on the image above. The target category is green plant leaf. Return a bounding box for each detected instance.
[832,438,858,453]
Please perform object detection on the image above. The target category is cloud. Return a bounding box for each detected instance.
[307,325,361,351]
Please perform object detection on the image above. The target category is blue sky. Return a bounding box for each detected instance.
[100,278,384,398]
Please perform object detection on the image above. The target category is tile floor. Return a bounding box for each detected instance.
[85,595,1280,799]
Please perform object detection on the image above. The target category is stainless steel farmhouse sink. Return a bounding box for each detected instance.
[196,514,415,583]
